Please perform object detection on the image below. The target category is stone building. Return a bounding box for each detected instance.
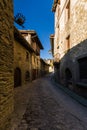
[44,59,54,72]
[14,28,44,86]
[0,0,14,129]
[40,59,50,76]
[51,0,87,97]
[20,30,44,80]
[14,27,34,87]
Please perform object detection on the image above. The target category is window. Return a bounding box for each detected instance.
[78,57,87,79]
[34,56,36,63]
[66,0,70,21]
[57,45,59,49]
[66,35,70,51]
[37,59,39,65]
[26,52,29,60]
[58,6,60,17]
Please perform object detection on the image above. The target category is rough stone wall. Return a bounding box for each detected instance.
[60,0,87,58]
[14,39,32,84]
[59,0,87,84]
[31,53,39,79]
[0,0,14,129]
[70,0,87,47]
[53,0,87,85]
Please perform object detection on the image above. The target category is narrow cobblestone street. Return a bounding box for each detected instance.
[10,74,87,130]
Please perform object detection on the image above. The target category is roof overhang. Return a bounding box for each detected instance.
[14,27,34,52]
[20,30,44,50]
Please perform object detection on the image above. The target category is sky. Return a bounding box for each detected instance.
[13,0,54,59]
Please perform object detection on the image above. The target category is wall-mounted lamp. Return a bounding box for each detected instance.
[14,13,25,28]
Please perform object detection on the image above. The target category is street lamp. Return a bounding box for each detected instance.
[14,13,25,28]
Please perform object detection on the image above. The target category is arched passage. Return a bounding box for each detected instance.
[65,68,72,81]
[78,57,87,80]
[25,71,30,81]
[14,67,21,87]
[65,68,72,88]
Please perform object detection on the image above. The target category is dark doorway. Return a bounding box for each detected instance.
[14,68,21,87]
[25,71,30,81]
[32,69,36,80]
[65,68,72,81]
[78,57,87,81]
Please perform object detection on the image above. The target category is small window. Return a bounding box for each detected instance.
[57,46,59,49]
[58,6,60,17]
[26,52,29,60]
[66,35,70,51]
[37,59,38,65]
[34,56,36,63]
[66,0,70,21]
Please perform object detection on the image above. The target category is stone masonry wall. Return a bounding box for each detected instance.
[0,0,14,129]
[60,0,87,85]
[14,38,32,85]
[63,0,87,59]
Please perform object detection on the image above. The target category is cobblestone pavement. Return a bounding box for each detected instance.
[11,75,87,130]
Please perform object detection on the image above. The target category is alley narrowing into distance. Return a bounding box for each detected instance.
[10,74,87,130]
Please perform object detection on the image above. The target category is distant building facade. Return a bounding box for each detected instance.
[40,59,50,76]
[20,30,44,80]
[14,27,34,87]
[14,28,44,87]
[44,59,54,72]
[0,0,14,129]
[51,0,87,97]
